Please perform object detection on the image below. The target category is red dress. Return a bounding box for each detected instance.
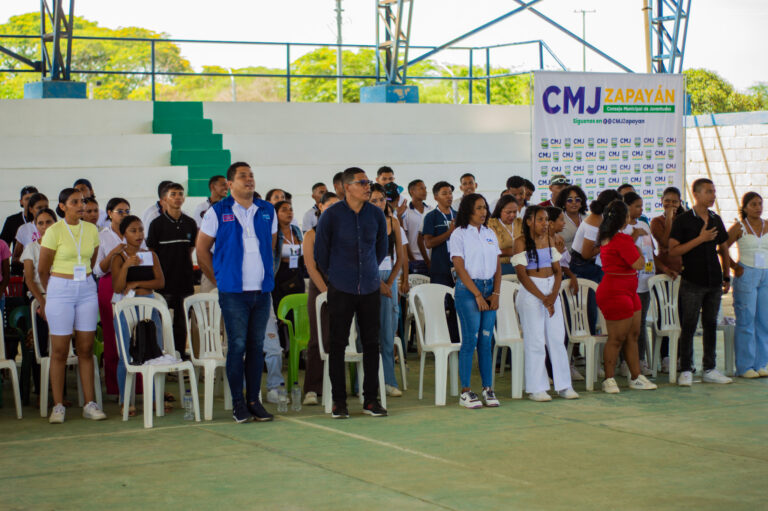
[596,232,642,321]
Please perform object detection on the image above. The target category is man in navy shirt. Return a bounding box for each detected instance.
[315,167,388,418]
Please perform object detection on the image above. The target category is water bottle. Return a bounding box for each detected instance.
[277,383,288,413]
[291,383,302,412]
[183,389,193,420]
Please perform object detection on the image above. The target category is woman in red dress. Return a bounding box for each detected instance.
[596,200,657,394]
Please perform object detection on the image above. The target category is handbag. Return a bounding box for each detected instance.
[129,319,163,364]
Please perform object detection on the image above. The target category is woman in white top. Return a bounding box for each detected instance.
[553,185,588,252]
[727,192,768,378]
[370,184,408,397]
[94,197,133,397]
[13,193,49,264]
[450,193,501,409]
[21,208,56,359]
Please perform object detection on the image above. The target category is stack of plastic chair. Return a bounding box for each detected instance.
[184,293,231,421]
[491,280,525,398]
[0,320,22,418]
[276,293,310,393]
[408,284,459,406]
[315,292,387,414]
[31,298,102,417]
[114,297,200,428]
[647,275,681,383]
[559,279,608,391]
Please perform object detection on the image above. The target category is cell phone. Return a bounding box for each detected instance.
[138,252,153,266]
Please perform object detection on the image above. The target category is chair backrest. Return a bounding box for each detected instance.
[408,274,431,288]
[559,278,606,338]
[277,293,310,343]
[114,297,174,365]
[314,292,357,357]
[184,293,224,362]
[501,274,519,283]
[648,274,680,331]
[496,280,522,340]
[408,284,454,348]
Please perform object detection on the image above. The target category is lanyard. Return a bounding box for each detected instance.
[65,222,84,264]
[500,220,515,239]
[439,209,454,225]
[745,219,764,238]
[285,227,296,246]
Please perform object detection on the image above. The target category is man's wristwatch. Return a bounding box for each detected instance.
[723,276,731,283]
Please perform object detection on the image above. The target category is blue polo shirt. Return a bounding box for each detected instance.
[422,207,456,281]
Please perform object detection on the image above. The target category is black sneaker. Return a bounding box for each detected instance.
[362,400,388,417]
[331,402,349,419]
[233,402,252,423]
[247,400,274,422]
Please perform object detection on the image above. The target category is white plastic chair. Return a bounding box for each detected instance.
[647,275,681,383]
[184,293,232,421]
[403,274,431,355]
[393,336,407,390]
[0,322,22,419]
[559,279,608,391]
[408,284,459,406]
[114,297,200,428]
[491,280,524,398]
[315,292,387,414]
[501,274,519,283]
[30,299,102,417]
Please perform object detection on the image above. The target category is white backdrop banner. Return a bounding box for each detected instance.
[532,71,685,216]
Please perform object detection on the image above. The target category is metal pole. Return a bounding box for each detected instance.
[485,47,491,104]
[538,40,544,69]
[64,0,74,80]
[573,9,595,72]
[286,43,291,102]
[40,0,46,78]
[335,0,343,103]
[229,68,236,102]
[150,39,155,101]
[468,49,473,104]
[643,0,653,73]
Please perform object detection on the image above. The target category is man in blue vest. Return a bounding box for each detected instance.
[196,162,278,423]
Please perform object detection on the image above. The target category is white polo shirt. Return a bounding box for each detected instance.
[200,202,278,291]
[402,202,432,261]
[449,225,501,280]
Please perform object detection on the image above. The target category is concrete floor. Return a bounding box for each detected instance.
[1,335,766,511]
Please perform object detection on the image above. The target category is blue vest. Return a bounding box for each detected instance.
[211,196,275,293]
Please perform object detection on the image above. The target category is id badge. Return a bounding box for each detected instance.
[244,237,259,253]
[380,256,392,271]
[755,250,767,268]
[642,246,654,273]
[289,255,299,269]
[138,252,153,266]
[73,264,87,281]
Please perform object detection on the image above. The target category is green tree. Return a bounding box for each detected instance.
[290,47,376,103]
[684,68,759,114]
[749,82,768,110]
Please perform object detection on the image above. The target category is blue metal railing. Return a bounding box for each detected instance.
[0,34,567,103]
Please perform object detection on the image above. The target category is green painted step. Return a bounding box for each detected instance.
[171,149,231,166]
[187,179,212,197]
[153,101,203,119]
[171,133,223,150]
[188,164,228,180]
[153,118,212,134]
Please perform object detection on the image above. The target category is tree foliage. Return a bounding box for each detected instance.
[684,68,760,115]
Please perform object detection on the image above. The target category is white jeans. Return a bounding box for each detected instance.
[45,276,99,335]
[516,275,571,393]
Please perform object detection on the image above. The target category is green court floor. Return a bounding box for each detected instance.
[1,338,767,511]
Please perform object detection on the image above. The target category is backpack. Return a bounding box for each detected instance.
[130,319,163,364]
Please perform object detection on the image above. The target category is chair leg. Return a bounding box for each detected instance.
[7,364,22,419]
[498,347,507,377]
[123,373,134,421]
[222,370,232,411]
[449,352,458,397]
[177,369,185,402]
[668,333,679,384]
[491,345,498,388]
[76,363,84,407]
[40,358,50,417]
[651,330,661,378]
[322,360,331,414]
[585,341,595,391]
[434,352,448,406]
[204,365,214,421]
[187,367,201,422]
[511,343,524,399]
[394,337,407,390]
[723,325,735,377]
[143,371,154,428]
[92,355,103,409]
[356,361,364,404]
[378,355,387,410]
[418,352,425,400]
[155,373,165,417]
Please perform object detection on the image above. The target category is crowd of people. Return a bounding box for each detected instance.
[2,163,765,424]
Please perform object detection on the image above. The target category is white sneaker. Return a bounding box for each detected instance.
[619,361,630,377]
[528,391,552,402]
[82,401,107,421]
[640,360,653,376]
[602,378,620,394]
[385,384,403,397]
[459,390,482,409]
[302,391,319,405]
[629,374,658,390]
[677,371,693,386]
[702,369,733,384]
[558,388,580,399]
[570,365,585,381]
[49,403,66,424]
[482,388,500,407]
[266,389,290,404]
[661,357,670,374]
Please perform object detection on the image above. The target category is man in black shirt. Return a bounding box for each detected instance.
[1,185,38,275]
[147,182,198,358]
[669,178,732,386]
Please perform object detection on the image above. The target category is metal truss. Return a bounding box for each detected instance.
[646,0,691,73]
[375,0,414,85]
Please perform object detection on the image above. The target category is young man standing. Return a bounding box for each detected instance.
[315,167,388,419]
[402,179,432,276]
[452,173,477,210]
[302,182,327,232]
[147,183,198,360]
[668,178,733,386]
[376,166,407,218]
[193,175,228,228]
[539,174,569,207]
[197,162,277,423]
[142,180,173,229]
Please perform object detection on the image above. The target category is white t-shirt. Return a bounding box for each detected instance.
[97,209,109,229]
[449,225,501,280]
[192,199,212,228]
[402,203,432,261]
[20,241,41,294]
[94,227,147,277]
[622,221,654,293]
[302,205,319,232]
[200,203,278,291]
[571,222,599,255]
[142,202,163,231]
[15,222,39,248]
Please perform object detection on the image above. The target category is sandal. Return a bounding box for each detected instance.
[164,392,175,402]
[120,404,137,417]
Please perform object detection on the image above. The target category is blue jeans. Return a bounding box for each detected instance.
[733,264,768,374]
[455,278,497,389]
[219,291,272,405]
[379,270,399,388]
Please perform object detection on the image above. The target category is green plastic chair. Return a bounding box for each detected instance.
[276,293,310,393]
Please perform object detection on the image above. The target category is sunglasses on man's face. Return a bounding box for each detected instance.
[566,197,582,203]
[351,179,373,187]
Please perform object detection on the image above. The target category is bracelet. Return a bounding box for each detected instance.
[492,292,500,296]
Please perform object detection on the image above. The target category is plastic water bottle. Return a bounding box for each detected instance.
[291,383,302,412]
[183,389,193,420]
[277,383,288,413]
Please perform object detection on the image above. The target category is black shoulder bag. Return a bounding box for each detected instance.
[130,319,163,364]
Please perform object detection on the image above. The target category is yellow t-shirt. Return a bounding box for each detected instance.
[41,220,100,275]
[488,217,521,264]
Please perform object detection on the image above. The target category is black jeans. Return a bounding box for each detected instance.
[162,293,190,358]
[678,279,722,372]
[327,284,380,405]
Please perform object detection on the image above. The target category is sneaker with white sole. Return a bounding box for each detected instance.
[49,403,66,424]
[558,387,579,399]
[528,391,552,402]
[482,388,500,407]
[570,365,585,381]
[702,369,732,384]
[629,374,658,390]
[460,390,482,409]
[640,360,653,376]
[385,384,403,397]
[619,361,630,377]
[82,401,107,421]
[661,357,670,373]
[739,369,760,379]
[302,391,319,406]
[602,377,620,394]
[677,371,693,386]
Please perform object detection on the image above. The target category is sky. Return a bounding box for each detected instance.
[1,0,765,91]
